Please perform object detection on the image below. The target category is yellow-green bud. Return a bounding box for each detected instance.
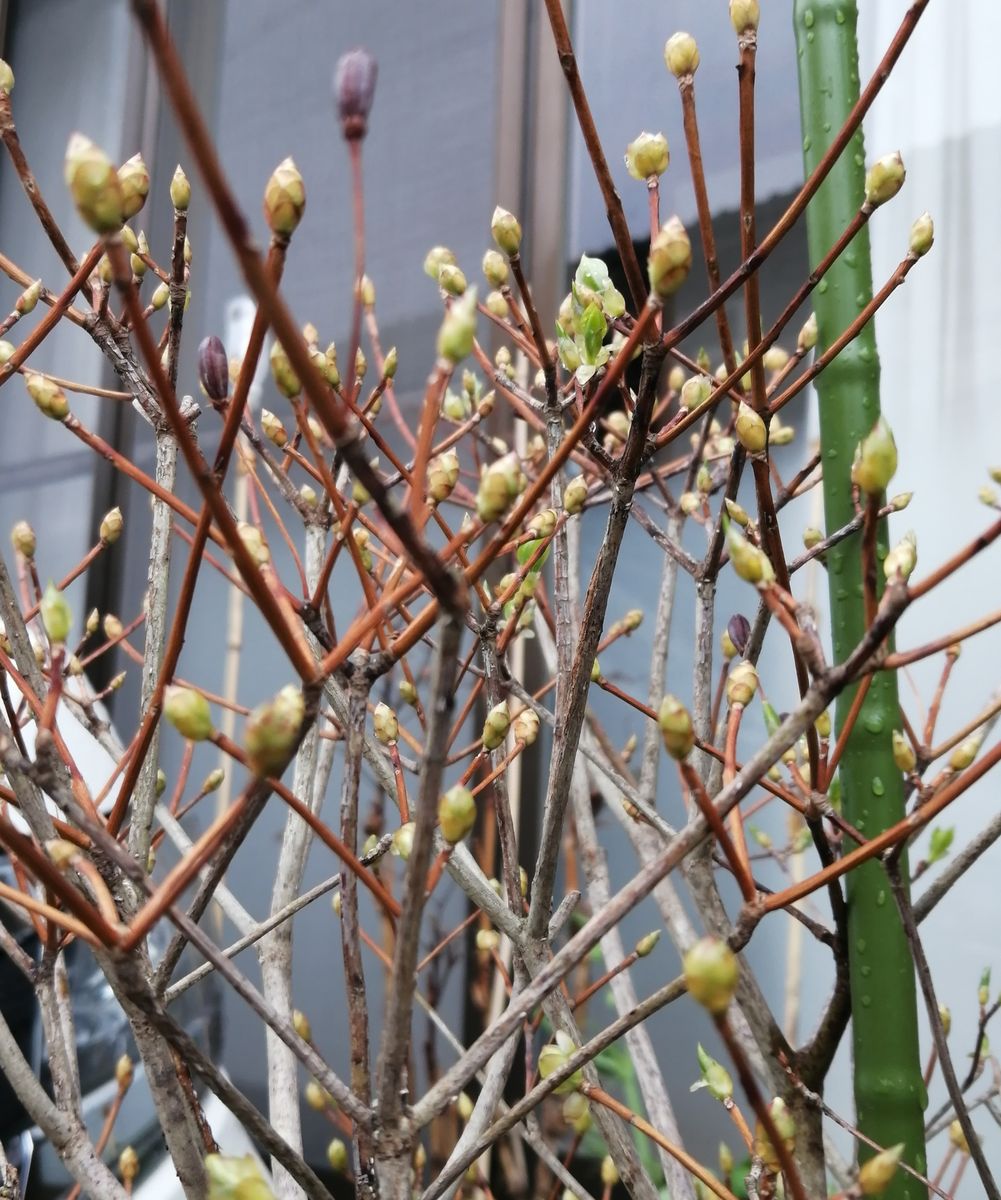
[648,216,692,298]
[798,312,818,351]
[909,212,934,257]
[118,153,150,219]
[149,281,168,310]
[16,279,42,315]
[305,1079,332,1111]
[753,1098,796,1171]
[205,1154,272,1199]
[562,1092,591,1134]
[491,206,522,256]
[865,151,906,207]
[719,1143,734,1178]
[726,523,775,585]
[949,734,982,772]
[103,613,123,641]
[200,768,224,795]
[263,157,305,235]
[696,1043,734,1101]
[170,165,190,210]
[538,1030,582,1095]
[155,768,167,796]
[118,1146,139,1184]
[802,526,823,549]
[427,448,460,504]
[100,507,123,545]
[735,401,767,453]
[770,420,794,446]
[664,32,700,78]
[424,245,455,279]
[41,583,72,644]
[244,684,305,776]
[438,262,467,296]
[852,415,897,496]
[260,409,288,447]
[590,658,601,683]
[269,339,301,398]
[729,0,760,32]
[600,1157,619,1188]
[164,685,213,741]
[476,450,523,523]
[762,345,789,372]
[563,474,588,515]
[399,679,418,707]
[0,60,14,93]
[292,1009,311,1042]
[26,373,69,421]
[940,1004,951,1036]
[383,345,398,379]
[659,694,694,760]
[482,249,508,287]
[883,530,917,581]
[237,521,270,566]
[482,702,510,751]
[438,784,477,843]
[948,1120,970,1156]
[325,1138,349,1173]
[683,936,739,1014]
[625,131,670,180]
[726,660,758,707]
[437,288,478,365]
[859,1143,905,1195]
[115,1053,134,1091]
[354,347,367,381]
[373,702,399,746]
[457,1092,475,1122]
[11,521,36,560]
[815,710,832,738]
[485,290,509,318]
[476,928,500,953]
[635,930,661,958]
[724,498,749,528]
[359,275,376,306]
[513,708,540,746]
[64,133,124,233]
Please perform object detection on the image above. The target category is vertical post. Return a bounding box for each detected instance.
[793,3,927,1194]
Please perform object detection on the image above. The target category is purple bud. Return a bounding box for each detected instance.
[727,613,751,656]
[334,48,378,140]
[198,335,229,403]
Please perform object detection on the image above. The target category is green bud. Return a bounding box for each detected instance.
[237,521,270,566]
[909,212,934,257]
[563,475,588,515]
[151,281,169,310]
[590,658,601,683]
[244,684,305,776]
[438,262,467,296]
[482,249,509,287]
[659,694,694,760]
[437,288,478,365]
[64,133,125,233]
[735,401,767,453]
[26,373,69,420]
[269,339,301,398]
[423,245,455,279]
[726,522,775,585]
[648,216,692,298]
[726,660,758,707]
[664,32,700,78]
[562,1092,591,1134]
[485,290,509,318]
[600,1157,618,1188]
[491,206,522,256]
[438,784,477,843]
[399,679,418,707]
[635,930,661,958]
[41,583,72,644]
[11,521,36,560]
[859,1143,905,1195]
[538,1030,583,1095]
[263,157,306,235]
[753,1098,796,1171]
[683,936,739,1014]
[373,701,399,746]
[852,416,898,495]
[164,685,213,742]
[724,498,749,528]
[802,526,823,549]
[865,151,906,207]
[118,153,150,219]
[205,1153,273,1199]
[155,768,167,796]
[260,409,288,447]
[950,733,982,772]
[476,450,522,522]
[169,165,190,210]
[0,60,14,93]
[201,768,225,795]
[482,701,510,751]
[383,345,398,379]
[16,279,42,315]
[625,131,670,180]
[695,1043,734,1101]
[883,530,917,581]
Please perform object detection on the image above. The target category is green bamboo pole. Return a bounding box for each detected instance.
[793,4,927,1195]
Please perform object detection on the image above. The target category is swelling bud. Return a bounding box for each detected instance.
[683,936,739,1014]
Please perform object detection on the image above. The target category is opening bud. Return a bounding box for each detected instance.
[625,131,670,181]
[513,708,540,746]
[648,216,692,298]
[538,1030,583,1094]
[695,1043,734,1101]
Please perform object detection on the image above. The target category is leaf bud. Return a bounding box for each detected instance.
[263,157,306,236]
[16,278,42,315]
[753,1098,796,1171]
[724,498,749,527]
[201,768,225,795]
[427,448,460,504]
[563,474,588,515]
[424,245,455,279]
[883,530,917,581]
[491,206,522,256]
[238,522,270,566]
[0,60,13,93]
[383,345,398,379]
[399,679,418,707]
[729,0,760,32]
[475,928,499,953]
[659,694,694,760]
[326,1138,349,1173]
[64,133,124,233]
[798,312,818,351]
[117,153,150,219]
[260,409,288,447]
[635,930,661,958]
[438,784,477,843]
[735,400,767,453]
[538,1030,583,1095]
[864,151,906,207]
[482,702,510,751]
[269,339,301,398]
[292,1009,311,1042]
[373,701,399,746]
[600,1157,619,1188]
[625,131,670,180]
[437,288,478,365]
[438,262,467,296]
[726,522,775,585]
[244,684,305,776]
[485,290,509,318]
[100,507,123,545]
[664,32,700,78]
[562,1092,591,1134]
[695,1043,734,1101]
[683,936,739,1014]
[852,415,898,496]
[482,248,509,287]
[726,660,758,707]
[909,212,934,257]
[149,281,168,310]
[859,1143,905,1195]
[26,373,69,420]
[648,216,692,298]
[476,449,523,523]
[305,1079,332,1111]
[513,707,540,746]
[948,1119,970,1156]
[115,1053,134,1091]
[118,1147,139,1185]
[11,521,36,559]
[205,1154,271,1197]
[164,685,213,741]
[949,733,982,772]
[169,165,190,210]
[762,345,789,372]
[41,583,72,644]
